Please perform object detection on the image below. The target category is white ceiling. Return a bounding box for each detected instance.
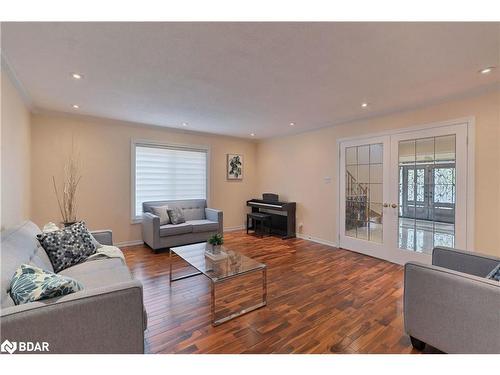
[2,22,499,139]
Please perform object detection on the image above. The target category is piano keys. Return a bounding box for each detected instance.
[246,193,296,239]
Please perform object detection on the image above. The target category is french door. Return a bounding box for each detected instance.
[339,122,469,265]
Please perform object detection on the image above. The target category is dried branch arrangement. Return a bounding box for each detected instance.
[53,143,82,224]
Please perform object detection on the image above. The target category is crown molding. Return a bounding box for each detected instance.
[1,50,35,111]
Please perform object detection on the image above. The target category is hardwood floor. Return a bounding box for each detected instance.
[122,231,423,354]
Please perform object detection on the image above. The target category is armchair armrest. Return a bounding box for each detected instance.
[0,280,145,353]
[432,246,500,277]
[404,262,500,353]
[205,208,223,234]
[141,212,160,250]
[91,229,113,246]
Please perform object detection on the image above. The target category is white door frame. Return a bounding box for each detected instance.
[336,116,475,263]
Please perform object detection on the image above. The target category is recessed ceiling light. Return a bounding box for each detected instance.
[289,122,295,126]
[361,102,369,108]
[72,104,80,109]
[182,122,188,127]
[250,133,255,137]
[71,73,83,80]
[479,66,495,74]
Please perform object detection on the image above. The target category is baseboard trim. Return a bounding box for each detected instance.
[224,225,246,232]
[296,233,338,248]
[115,240,144,247]
[113,232,337,248]
[114,228,246,247]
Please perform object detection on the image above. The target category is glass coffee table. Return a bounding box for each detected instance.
[169,242,267,326]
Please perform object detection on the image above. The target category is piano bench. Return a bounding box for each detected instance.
[247,213,271,238]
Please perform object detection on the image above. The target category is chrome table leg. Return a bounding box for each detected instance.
[211,266,268,326]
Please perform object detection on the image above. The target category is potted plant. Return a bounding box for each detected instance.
[207,233,224,255]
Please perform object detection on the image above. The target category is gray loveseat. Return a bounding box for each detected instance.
[141,199,223,252]
[0,221,146,354]
[404,246,500,354]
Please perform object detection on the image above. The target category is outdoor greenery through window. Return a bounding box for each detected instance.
[134,143,207,219]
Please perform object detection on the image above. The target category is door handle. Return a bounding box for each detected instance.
[391,203,398,208]
[383,203,389,207]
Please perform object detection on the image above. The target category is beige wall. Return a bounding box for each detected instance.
[1,66,31,229]
[24,85,500,256]
[31,113,258,244]
[257,89,500,257]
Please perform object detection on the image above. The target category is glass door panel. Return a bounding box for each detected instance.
[344,143,384,244]
[397,135,456,254]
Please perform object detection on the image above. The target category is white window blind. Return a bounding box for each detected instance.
[134,144,207,218]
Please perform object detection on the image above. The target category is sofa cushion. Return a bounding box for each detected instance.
[1,221,49,308]
[59,257,125,275]
[9,264,83,305]
[37,221,97,273]
[59,258,134,290]
[26,245,54,272]
[159,222,193,237]
[188,220,219,233]
[179,206,206,221]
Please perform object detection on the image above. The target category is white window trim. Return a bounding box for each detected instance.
[130,138,211,224]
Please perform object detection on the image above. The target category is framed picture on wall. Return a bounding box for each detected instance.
[227,154,243,180]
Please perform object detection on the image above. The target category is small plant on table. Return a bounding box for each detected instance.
[208,233,224,254]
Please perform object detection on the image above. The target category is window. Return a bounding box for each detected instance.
[132,141,208,221]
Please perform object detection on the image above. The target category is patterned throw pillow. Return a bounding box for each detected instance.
[151,205,170,225]
[486,263,500,282]
[37,221,97,273]
[9,264,83,305]
[167,207,186,225]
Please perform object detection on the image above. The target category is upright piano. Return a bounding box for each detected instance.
[246,193,296,239]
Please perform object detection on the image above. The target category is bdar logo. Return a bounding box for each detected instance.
[1,340,17,354]
[0,340,49,353]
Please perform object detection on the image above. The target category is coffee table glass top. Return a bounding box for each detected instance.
[170,242,265,282]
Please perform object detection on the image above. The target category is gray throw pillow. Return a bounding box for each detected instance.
[151,205,170,225]
[37,221,97,273]
[9,264,83,305]
[167,207,186,225]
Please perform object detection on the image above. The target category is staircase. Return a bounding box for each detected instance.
[345,171,381,231]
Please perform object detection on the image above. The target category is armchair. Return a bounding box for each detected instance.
[404,246,500,353]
